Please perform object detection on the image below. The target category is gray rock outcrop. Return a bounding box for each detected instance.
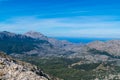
[0,52,49,80]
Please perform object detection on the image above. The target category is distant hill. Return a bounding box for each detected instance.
[0,31,74,58]
[1,31,120,80]
[0,31,50,54]
[0,31,120,62]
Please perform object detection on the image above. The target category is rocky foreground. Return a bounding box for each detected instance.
[0,52,50,80]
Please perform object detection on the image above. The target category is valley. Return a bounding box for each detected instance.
[0,31,120,80]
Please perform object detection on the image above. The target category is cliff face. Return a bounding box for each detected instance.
[0,52,49,80]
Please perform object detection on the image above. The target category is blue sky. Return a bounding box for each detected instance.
[0,0,120,38]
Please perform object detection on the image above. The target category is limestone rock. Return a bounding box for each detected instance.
[0,52,49,80]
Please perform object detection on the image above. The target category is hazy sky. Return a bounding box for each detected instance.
[0,0,120,38]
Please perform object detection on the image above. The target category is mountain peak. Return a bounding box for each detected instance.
[0,31,16,34]
[26,31,42,34]
[24,31,48,40]
[0,31,16,38]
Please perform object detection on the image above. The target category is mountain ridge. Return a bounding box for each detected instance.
[0,31,120,61]
[1,31,120,80]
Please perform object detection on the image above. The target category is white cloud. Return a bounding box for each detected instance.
[0,16,120,38]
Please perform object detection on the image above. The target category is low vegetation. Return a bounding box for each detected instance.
[19,57,120,80]
[0,37,49,54]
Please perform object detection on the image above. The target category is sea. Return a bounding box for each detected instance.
[54,37,120,43]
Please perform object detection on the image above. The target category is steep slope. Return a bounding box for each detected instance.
[87,40,120,56]
[24,31,76,57]
[1,31,120,60]
[25,31,48,40]
[0,31,50,54]
[0,52,49,80]
[24,31,79,49]
[0,31,73,58]
[68,40,120,61]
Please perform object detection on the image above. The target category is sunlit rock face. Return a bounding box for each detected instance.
[87,40,120,56]
[25,31,48,40]
[0,52,49,80]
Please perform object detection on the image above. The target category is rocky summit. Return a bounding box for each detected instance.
[25,31,48,41]
[0,52,49,80]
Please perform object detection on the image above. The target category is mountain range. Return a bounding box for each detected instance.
[1,31,120,80]
[0,31,120,62]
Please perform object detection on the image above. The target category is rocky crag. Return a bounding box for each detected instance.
[0,52,50,80]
